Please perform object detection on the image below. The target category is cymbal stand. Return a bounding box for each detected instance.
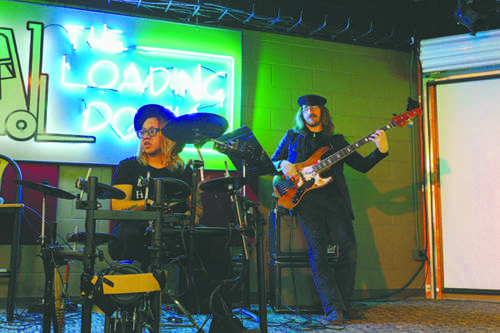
[189,144,205,227]
[232,161,249,260]
[232,181,268,333]
[254,202,268,333]
[79,176,98,333]
[211,126,272,332]
[160,144,206,332]
[40,220,62,333]
[38,180,62,333]
[150,174,202,332]
[222,161,252,313]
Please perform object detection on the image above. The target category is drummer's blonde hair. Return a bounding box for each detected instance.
[137,117,184,171]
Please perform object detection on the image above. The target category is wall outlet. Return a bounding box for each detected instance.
[412,248,427,261]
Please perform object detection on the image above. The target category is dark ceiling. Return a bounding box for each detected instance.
[46,0,500,51]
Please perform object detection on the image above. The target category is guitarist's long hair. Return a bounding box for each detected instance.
[294,105,335,135]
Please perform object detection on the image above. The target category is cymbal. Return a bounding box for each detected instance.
[14,179,76,200]
[67,231,118,246]
[151,177,191,201]
[161,112,228,144]
[75,178,126,200]
[199,176,245,193]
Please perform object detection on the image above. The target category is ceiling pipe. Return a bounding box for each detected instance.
[164,0,173,13]
[374,25,395,45]
[191,1,201,17]
[331,16,351,39]
[243,4,255,24]
[352,20,373,42]
[286,10,303,32]
[218,6,229,20]
[308,15,328,35]
[267,8,281,27]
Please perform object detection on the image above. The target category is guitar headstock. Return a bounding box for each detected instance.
[391,98,423,127]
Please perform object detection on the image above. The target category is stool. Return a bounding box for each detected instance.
[0,154,23,322]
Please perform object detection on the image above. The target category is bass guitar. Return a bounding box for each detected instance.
[273,106,422,210]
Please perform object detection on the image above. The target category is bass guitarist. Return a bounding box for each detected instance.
[270,94,388,324]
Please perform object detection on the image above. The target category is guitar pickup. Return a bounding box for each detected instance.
[292,179,314,204]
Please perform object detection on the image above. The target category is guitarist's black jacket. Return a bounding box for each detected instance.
[271,128,388,219]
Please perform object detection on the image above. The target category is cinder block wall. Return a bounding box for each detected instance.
[1,29,424,305]
[241,30,423,296]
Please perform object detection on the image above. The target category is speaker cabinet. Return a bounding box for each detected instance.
[269,259,323,313]
[268,209,339,313]
[269,208,309,260]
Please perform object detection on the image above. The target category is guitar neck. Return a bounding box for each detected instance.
[313,123,394,173]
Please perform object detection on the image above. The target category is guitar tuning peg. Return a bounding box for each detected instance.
[393,113,398,117]
[407,119,414,128]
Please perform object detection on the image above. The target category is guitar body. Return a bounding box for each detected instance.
[273,147,332,210]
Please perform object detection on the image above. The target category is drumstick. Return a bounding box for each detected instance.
[144,172,150,208]
[80,168,92,199]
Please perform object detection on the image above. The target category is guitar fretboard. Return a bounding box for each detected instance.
[312,123,394,174]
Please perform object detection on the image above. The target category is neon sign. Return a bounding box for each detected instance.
[0,0,241,166]
[57,24,234,141]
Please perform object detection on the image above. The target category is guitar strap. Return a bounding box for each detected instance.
[320,134,335,157]
[309,131,335,153]
[328,135,335,150]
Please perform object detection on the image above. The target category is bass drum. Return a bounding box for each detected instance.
[93,261,143,316]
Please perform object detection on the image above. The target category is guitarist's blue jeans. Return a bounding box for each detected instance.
[296,202,357,316]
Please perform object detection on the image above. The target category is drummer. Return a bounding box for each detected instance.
[108,104,202,269]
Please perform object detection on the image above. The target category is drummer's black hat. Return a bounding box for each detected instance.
[134,104,175,131]
[297,94,327,107]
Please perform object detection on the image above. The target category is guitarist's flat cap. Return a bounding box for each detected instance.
[297,94,327,107]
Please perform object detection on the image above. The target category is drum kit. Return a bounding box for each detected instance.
[13,112,274,333]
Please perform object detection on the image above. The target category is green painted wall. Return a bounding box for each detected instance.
[1,29,424,306]
[241,30,423,295]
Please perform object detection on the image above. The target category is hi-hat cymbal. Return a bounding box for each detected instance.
[75,178,126,200]
[14,179,76,200]
[161,113,228,144]
[199,176,246,193]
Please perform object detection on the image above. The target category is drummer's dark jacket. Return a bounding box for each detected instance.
[112,157,192,212]
[271,128,388,219]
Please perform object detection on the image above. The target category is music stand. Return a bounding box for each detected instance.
[212,126,275,333]
[213,126,276,178]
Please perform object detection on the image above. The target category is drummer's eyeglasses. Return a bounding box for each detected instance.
[137,127,161,139]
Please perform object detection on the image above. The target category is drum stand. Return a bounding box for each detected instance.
[40,222,78,333]
[160,146,205,332]
[150,175,205,333]
[199,161,266,333]
[13,179,77,333]
[209,125,275,333]
[227,163,268,333]
[40,223,64,333]
[77,176,165,333]
[134,168,206,332]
